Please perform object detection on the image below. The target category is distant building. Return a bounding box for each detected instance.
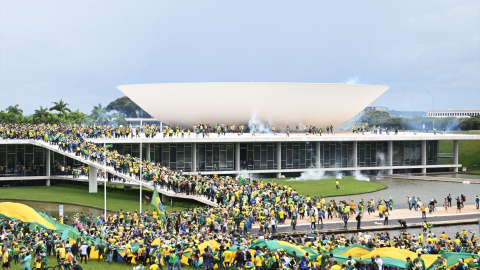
[364,106,388,112]
[125,118,163,126]
[427,109,480,118]
[389,110,427,118]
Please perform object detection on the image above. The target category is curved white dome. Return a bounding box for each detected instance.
[117,83,388,128]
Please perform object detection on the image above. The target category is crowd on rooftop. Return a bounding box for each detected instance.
[0,123,479,270]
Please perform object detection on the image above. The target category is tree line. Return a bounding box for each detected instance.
[0,96,150,125]
[360,110,480,131]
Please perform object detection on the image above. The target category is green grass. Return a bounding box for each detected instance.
[261,176,386,197]
[438,140,480,171]
[0,184,202,213]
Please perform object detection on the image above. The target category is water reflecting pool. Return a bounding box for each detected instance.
[328,177,479,209]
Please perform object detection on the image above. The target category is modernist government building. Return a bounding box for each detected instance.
[1,83,479,186]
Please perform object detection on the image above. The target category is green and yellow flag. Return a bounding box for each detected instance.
[151,188,167,224]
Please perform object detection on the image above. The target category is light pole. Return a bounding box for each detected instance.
[140,142,142,213]
[426,91,435,130]
[103,142,107,220]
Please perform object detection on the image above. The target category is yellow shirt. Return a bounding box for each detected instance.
[57,247,66,259]
[255,256,264,266]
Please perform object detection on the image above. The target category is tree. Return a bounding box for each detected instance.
[361,110,390,124]
[65,109,88,124]
[89,103,110,125]
[33,106,50,123]
[106,96,151,118]
[458,116,480,131]
[49,99,71,124]
[6,104,24,123]
[111,112,127,126]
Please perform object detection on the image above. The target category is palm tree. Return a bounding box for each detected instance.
[33,106,50,123]
[67,109,87,124]
[111,112,127,126]
[6,104,23,123]
[90,103,110,125]
[50,99,71,124]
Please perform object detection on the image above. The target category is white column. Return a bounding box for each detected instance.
[453,140,459,172]
[146,143,151,161]
[421,140,427,173]
[352,141,358,168]
[46,149,51,186]
[235,142,240,171]
[192,143,197,172]
[89,166,98,193]
[387,141,393,174]
[276,142,282,178]
[316,142,321,169]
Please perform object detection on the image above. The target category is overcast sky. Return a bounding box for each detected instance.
[1,0,479,115]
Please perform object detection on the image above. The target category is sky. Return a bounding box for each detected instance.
[1,0,479,115]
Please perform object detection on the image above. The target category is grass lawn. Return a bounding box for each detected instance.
[438,140,480,171]
[261,176,386,197]
[0,183,202,213]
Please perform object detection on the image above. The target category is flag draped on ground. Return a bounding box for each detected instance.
[151,188,167,224]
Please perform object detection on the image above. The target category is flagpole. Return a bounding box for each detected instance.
[103,142,107,220]
[140,142,142,213]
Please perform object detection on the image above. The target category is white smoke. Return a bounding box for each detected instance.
[248,111,275,134]
[354,170,370,181]
[287,169,325,181]
[237,170,259,180]
[336,173,343,179]
[345,76,360,85]
[376,152,387,176]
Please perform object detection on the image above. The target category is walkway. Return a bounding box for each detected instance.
[389,174,480,184]
[7,139,218,207]
[254,204,480,235]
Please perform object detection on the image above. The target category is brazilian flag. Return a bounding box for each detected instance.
[151,188,167,224]
[238,174,247,185]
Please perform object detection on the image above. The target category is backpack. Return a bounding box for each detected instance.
[142,249,147,257]
[369,261,379,270]
[235,251,244,261]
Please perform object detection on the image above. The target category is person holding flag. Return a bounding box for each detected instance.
[151,188,167,226]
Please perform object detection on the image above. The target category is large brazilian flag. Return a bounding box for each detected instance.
[151,188,167,224]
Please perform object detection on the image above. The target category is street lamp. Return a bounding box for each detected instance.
[426,91,435,131]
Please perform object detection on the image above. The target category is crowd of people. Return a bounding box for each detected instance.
[1,215,479,270]
[0,123,479,270]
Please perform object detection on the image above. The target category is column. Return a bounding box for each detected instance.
[421,140,427,173]
[352,141,358,168]
[146,143,151,161]
[89,166,98,193]
[46,149,51,186]
[192,143,197,172]
[453,140,459,172]
[315,142,321,169]
[387,141,393,174]
[235,142,240,171]
[276,142,282,178]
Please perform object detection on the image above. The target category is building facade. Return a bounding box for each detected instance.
[2,134,474,178]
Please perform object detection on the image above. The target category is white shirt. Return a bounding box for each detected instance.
[375,258,383,270]
[79,245,88,255]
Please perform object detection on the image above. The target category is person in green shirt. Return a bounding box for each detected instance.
[20,248,31,270]
[168,249,179,270]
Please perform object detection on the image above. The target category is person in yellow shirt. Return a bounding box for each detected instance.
[330,259,341,270]
[57,245,66,261]
[150,262,160,270]
[310,215,316,230]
